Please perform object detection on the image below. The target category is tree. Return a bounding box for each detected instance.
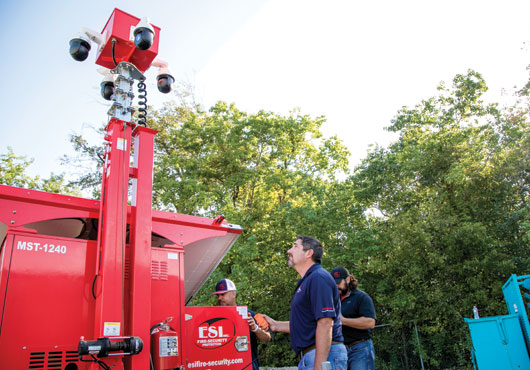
[0,147,79,195]
[350,70,530,368]
[62,128,106,199]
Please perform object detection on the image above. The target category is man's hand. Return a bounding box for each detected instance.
[261,314,290,333]
[248,316,259,331]
[248,315,272,342]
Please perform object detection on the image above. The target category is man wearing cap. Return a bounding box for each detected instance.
[211,278,271,370]
[262,236,347,370]
[330,267,376,370]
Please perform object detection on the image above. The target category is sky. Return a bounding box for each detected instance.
[1,0,529,180]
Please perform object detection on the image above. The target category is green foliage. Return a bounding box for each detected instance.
[0,147,80,195]
[351,69,530,368]
[61,128,106,199]
[149,101,349,216]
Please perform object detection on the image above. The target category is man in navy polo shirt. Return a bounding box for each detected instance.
[263,236,347,370]
[330,267,376,370]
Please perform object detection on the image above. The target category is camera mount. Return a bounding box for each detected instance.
[69,8,175,122]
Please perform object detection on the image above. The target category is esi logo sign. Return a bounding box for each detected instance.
[194,317,235,349]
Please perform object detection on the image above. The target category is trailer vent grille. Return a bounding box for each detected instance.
[152,260,169,280]
[29,350,79,369]
[65,350,79,362]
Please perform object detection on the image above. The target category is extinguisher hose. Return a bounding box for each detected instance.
[150,322,163,333]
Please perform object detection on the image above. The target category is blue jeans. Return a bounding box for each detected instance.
[298,343,348,370]
[346,339,375,370]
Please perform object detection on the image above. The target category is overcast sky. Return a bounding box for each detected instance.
[1,0,529,179]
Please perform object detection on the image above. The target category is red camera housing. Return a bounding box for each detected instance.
[95,8,161,73]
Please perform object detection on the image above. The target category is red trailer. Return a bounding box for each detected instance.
[0,9,252,370]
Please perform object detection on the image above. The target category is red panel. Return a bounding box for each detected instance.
[184,306,253,370]
[0,184,99,227]
[126,125,158,369]
[92,119,132,345]
[150,246,185,367]
[0,232,96,369]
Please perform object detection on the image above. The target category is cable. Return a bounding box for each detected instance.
[111,39,118,67]
[79,354,112,370]
[93,143,110,299]
[91,274,98,300]
[241,361,253,370]
[137,79,148,126]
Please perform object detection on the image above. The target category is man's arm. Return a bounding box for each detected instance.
[261,314,290,333]
[314,317,333,370]
[248,316,272,342]
[254,327,272,342]
[340,315,375,330]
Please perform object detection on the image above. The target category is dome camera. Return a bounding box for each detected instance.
[100,81,115,101]
[99,71,115,101]
[133,17,155,51]
[157,73,174,94]
[134,28,154,51]
[69,34,91,62]
[152,61,174,94]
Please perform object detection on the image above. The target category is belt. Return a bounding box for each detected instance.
[298,341,343,360]
[346,338,369,347]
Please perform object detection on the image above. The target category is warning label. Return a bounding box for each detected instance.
[159,336,178,357]
[103,322,121,336]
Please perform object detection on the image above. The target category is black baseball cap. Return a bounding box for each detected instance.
[330,267,349,283]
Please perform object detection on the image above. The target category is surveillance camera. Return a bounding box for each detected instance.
[100,81,115,100]
[152,61,174,94]
[134,28,154,51]
[69,33,91,61]
[133,17,155,51]
[99,70,115,100]
[157,73,174,94]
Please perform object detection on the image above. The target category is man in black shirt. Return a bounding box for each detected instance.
[330,267,376,370]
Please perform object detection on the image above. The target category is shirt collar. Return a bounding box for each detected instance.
[341,288,358,300]
[295,263,321,292]
[302,263,321,279]
[340,290,352,300]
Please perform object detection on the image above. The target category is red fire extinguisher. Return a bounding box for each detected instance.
[151,317,179,370]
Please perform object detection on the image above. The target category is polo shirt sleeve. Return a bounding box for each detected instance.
[359,293,376,319]
[309,276,337,320]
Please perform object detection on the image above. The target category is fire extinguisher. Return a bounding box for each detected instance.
[150,317,179,370]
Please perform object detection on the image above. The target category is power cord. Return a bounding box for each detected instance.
[79,354,112,370]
